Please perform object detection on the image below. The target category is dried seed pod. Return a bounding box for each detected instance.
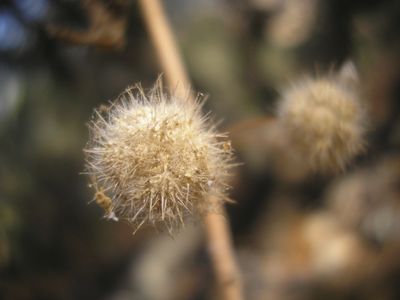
[84,81,234,234]
[277,62,366,172]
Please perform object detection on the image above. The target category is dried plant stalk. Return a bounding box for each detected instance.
[203,206,244,300]
[138,0,190,99]
[138,0,244,299]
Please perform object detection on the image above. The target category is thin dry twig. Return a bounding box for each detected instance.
[138,0,190,99]
[203,203,244,300]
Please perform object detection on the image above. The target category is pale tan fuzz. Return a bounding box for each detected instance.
[84,83,234,233]
[277,63,365,172]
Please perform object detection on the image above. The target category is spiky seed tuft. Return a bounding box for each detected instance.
[277,62,366,172]
[84,81,234,234]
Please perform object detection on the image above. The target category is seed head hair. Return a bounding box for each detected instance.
[277,61,366,172]
[84,80,234,234]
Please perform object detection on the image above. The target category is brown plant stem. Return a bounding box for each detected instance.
[138,0,190,99]
[203,203,244,300]
[138,0,244,299]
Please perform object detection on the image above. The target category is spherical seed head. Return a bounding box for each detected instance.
[84,82,234,233]
[277,62,366,172]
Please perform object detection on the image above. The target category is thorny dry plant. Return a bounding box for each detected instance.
[84,80,235,234]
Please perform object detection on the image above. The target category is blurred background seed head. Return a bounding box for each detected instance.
[276,61,366,172]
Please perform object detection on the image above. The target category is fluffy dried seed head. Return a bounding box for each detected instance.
[277,62,366,172]
[84,81,234,234]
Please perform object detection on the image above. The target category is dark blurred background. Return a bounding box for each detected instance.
[1,0,400,299]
